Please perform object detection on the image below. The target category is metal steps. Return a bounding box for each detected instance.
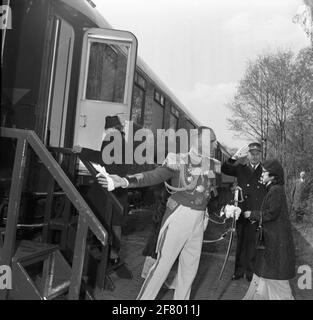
[7,240,72,300]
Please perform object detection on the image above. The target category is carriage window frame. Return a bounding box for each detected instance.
[154,89,165,107]
[143,88,165,131]
[186,119,196,129]
[82,37,133,104]
[131,74,146,126]
[171,105,179,118]
[134,72,146,90]
[169,105,179,130]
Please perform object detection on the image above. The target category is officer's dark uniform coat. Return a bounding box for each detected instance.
[221,158,266,277]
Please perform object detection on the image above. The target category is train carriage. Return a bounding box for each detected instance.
[0,0,233,300]
[1,0,232,200]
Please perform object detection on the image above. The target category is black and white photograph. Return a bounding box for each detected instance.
[0,0,313,307]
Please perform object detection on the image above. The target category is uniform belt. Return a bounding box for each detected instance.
[167,197,206,212]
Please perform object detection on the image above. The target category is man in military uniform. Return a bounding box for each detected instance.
[221,142,266,281]
[97,126,226,300]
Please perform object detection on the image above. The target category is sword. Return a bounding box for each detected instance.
[218,186,242,280]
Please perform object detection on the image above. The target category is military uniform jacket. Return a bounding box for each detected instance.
[221,158,266,214]
[126,153,216,213]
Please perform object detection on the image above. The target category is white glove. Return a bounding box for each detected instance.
[92,164,115,191]
[232,145,249,160]
[221,205,241,220]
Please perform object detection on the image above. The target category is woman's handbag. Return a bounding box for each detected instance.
[255,211,266,250]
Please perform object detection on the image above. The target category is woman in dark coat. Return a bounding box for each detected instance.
[243,159,296,300]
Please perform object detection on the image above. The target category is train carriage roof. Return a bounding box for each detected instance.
[60,0,204,129]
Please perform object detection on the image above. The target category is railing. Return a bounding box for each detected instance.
[49,146,124,293]
[0,127,121,299]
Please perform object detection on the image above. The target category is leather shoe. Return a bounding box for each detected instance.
[232,274,243,280]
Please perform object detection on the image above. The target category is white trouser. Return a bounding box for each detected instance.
[137,205,206,300]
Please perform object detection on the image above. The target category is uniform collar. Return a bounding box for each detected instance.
[250,162,260,170]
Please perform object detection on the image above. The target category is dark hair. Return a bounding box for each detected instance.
[263,159,285,185]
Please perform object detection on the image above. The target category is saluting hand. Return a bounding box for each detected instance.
[233,144,249,160]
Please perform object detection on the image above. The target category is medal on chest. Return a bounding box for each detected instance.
[164,153,214,194]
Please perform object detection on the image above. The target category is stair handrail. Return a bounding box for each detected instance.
[31,130,108,245]
[0,127,110,299]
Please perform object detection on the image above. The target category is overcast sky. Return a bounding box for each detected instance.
[93,0,310,149]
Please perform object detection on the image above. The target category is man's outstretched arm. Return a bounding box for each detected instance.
[97,165,176,190]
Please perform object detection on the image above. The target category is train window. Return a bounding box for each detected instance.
[171,106,179,118]
[135,73,146,90]
[85,42,128,103]
[185,119,196,131]
[160,95,165,106]
[131,84,145,125]
[154,90,160,102]
[154,89,165,107]
[169,106,179,130]
[131,72,146,125]
[144,90,164,133]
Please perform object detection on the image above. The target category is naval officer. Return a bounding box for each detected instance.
[221,142,266,281]
[97,126,233,300]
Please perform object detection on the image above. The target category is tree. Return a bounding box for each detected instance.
[287,48,313,174]
[227,47,313,207]
[227,50,294,163]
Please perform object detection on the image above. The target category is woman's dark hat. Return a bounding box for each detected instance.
[105,115,122,130]
[263,159,285,185]
[248,142,262,152]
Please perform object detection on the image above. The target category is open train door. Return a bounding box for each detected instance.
[73,28,137,150]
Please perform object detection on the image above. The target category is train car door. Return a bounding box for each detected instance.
[74,28,137,150]
[48,17,74,147]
